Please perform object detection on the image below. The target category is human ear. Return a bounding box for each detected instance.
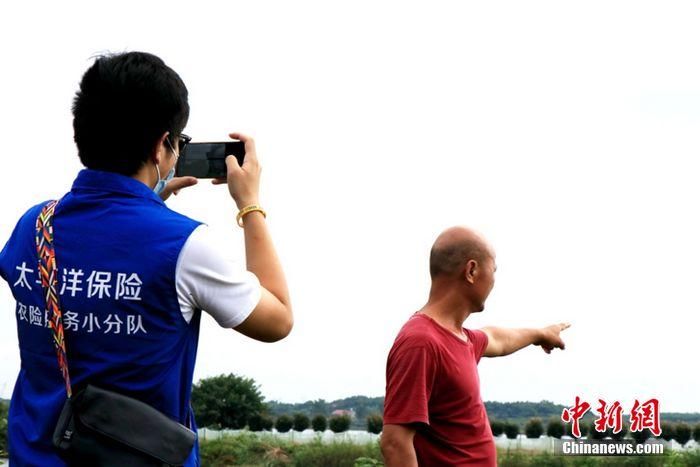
[465,259,478,284]
[151,131,170,165]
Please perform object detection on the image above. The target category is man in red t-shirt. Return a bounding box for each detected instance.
[381,227,570,466]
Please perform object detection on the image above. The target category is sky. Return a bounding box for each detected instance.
[1,1,699,414]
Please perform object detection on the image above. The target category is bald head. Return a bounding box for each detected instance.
[429,227,494,279]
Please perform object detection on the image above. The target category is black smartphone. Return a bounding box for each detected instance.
[176,141,245,178]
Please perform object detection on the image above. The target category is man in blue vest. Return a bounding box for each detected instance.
[0,51,293,466]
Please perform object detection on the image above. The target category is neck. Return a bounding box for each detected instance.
[419,280,476,334]
[132,162,158,189]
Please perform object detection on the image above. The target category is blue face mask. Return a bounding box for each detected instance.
[153,164,176,195]
[153,140,179,195]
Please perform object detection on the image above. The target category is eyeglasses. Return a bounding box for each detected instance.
[167,133,191,155]
[176,133,191,152]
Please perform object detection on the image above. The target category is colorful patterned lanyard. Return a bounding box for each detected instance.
[35,199,72,397]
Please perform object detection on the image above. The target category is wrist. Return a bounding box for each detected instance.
[534,328,546,344]
[234,198,260,210]
[236,204,266,227]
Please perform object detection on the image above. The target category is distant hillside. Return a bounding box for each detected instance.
[268,397,700,429]
[269,396,381,429]
[484,400,564,421]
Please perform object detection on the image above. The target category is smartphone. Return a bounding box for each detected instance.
[176,141,245,178]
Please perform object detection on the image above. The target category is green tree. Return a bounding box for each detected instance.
[191,374,266,429]
[293,413,310,432]
[693,423,700,443]
[630,428,652,444]
[609,424,628,440]
[674,423,691,446]
[659,422,675,441]
[312,414,327,432]
[366,413,383,434]
[275,414,293,433]
[261,415,274,431]
[504,422,519,439]
[546,418,564,439]
[524,418,544,439]
[329,415,351,433]
[490,419,504,437]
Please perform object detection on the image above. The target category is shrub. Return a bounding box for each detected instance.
[311,414,327,432]
[675,423,692,446]
[504,422,519,439]
[0,400,7,455]
[630,428,652,444]
[329,414,351,433]
[0,416,7,456]
[366,413,383,434]
[546,418,564,439]
[524,418,544,439]
[490,419,504,437]
[261,415,274,431]
[588,422,606,440]
[293,413,310,432]
[693,423,700,443]
[275,414,293,433]
[565,420,588,438]
[247,414,264,432]
[609,424,628,440]
[659,422,675,441]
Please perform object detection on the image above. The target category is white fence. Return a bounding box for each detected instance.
[198,429,699,452]
[198,428,380,445]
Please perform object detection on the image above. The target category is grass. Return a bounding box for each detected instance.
[199,434,700,467]
[498,447,700,466]
[199,432,382,467]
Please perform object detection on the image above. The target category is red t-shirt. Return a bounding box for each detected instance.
[383,313,496,466]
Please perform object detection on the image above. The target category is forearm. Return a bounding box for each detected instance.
[482,326,543,356]
[381,441,418,467]
[242,211,290,308]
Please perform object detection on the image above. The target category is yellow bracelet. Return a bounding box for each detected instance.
[236,205,266,227]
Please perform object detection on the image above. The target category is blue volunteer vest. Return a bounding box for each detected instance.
[0,169,203,466]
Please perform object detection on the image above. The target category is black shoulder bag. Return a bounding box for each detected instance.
[36,200,196,466]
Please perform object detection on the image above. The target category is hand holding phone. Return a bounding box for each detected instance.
[211,132,261,209]
[176,141,245,178]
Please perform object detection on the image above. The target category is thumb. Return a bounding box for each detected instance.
[169,176,198,194]
[225,154,242,173]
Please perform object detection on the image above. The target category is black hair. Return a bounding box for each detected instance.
[72,51,189,176]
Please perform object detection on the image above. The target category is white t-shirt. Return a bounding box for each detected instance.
[175,225,261,327]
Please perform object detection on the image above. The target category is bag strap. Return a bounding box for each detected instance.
[36,199,72,398]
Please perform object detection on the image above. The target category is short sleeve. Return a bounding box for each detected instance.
[0,203,45,284]
[466,329,489,363]
[175,225,261,327]
[383,341,437,426]
[0,238,9,282]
